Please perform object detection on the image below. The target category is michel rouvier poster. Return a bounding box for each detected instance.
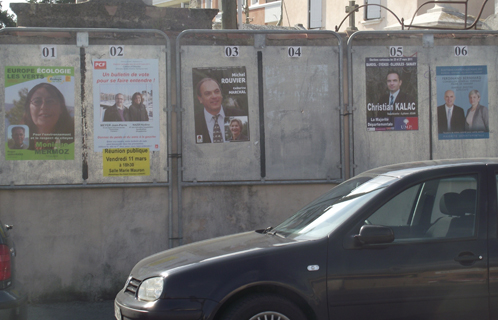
[365,57,418,131]
[5,66,75,160]
[192,66,249,144]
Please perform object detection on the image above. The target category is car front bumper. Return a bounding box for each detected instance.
[115,289,218,320]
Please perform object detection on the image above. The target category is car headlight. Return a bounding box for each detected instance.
[137,277,164,302]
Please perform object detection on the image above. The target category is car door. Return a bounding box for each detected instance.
[487,164,498,319]
[327,166,489,320]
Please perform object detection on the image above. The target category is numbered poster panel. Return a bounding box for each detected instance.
[436,65,489,140]
[4,66,75,160]
[192,66,249,144]
[365,57,418,131]
[92,59,160,151]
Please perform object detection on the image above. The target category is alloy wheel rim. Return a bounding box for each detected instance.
[249,311,291,320]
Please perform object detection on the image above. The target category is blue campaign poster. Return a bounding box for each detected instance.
[436,65,489,140]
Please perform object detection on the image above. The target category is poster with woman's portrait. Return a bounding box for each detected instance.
[192,66,249,143]
[436,65,489,140]
[4,66,75,160]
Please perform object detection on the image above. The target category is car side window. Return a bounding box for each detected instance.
[367,185,420,226]
[365,175,478,241]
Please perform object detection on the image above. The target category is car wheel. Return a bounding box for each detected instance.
[220,293,307,320]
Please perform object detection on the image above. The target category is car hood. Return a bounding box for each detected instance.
[131,231,300,279]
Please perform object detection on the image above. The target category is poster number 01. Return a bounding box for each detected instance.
[41,45,57,59]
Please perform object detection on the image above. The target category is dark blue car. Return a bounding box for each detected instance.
[115,159,498,320]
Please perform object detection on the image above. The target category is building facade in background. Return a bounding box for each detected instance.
[153,0,495,31]
[153,0,282,26]
[283,0,494,31]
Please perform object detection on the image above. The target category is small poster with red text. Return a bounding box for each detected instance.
[92,59,160,151]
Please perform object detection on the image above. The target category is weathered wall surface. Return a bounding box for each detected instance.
[2,187,171,301]
[181,185,332,244]
[1,184,332,301]
[11,0,218,32]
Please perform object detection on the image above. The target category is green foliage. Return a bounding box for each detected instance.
[0,2,16,28]
[0,0,77,28]
[6,87,28,125]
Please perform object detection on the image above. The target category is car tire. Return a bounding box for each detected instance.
[220,293,307,320]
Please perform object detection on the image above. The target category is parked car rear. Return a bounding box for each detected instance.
[0,220,27,320]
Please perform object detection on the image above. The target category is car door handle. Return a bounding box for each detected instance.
[454,254,483,263]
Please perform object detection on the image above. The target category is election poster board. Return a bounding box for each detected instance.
[92,59,160,151]
[192,66,249,144]
[365,57,418,131]
[436,65,489,140]
[4,66,75,160]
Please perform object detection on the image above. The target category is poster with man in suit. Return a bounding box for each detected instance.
[192,67,249,144]
[365,57,418,131]
[436,65,489,140]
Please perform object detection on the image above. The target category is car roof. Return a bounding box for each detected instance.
[361,158,498,179]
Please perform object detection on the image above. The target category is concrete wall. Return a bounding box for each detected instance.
[1,183,332,301]
[2,187,171,301]
[181,184,333,244]
[11,0,218,31]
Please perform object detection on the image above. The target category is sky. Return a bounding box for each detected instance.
[1,0,24,15]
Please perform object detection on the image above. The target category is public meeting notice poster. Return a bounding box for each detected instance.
[192,66,250,144]
[4,66,75,160]
[92,59,160,151]
[436,65,489,140]
[365,57,418,131]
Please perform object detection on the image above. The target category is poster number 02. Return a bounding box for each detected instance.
[109,45,125,57]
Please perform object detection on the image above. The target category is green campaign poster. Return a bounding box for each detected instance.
[5,66,75,160]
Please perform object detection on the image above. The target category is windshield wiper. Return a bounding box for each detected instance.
[261,226,274,234]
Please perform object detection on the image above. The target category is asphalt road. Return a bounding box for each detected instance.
[28,300,115,320]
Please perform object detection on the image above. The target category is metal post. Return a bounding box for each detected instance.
[238,0,243,29]
[222,0,238,29]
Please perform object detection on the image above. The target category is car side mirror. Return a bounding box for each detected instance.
[355,225,394,245]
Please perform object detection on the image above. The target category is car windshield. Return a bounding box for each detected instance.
[272,173,399,240]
